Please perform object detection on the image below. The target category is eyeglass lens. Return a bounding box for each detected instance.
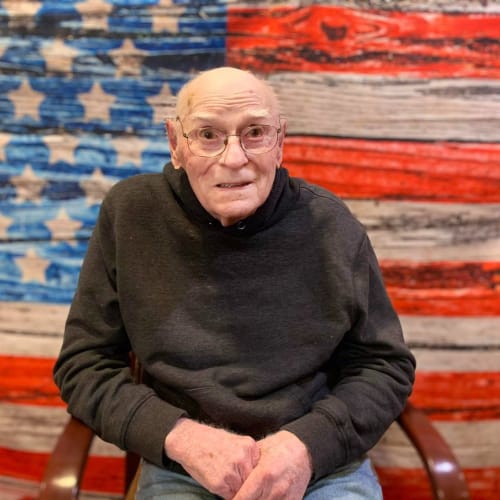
[184,123,279,157]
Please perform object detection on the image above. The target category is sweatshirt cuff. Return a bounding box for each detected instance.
[282,409,347,480]
[124,394,187,468]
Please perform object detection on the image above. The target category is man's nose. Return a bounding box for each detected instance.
[220,136,248,167]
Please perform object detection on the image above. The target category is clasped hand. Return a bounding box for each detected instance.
[164,418,312,499]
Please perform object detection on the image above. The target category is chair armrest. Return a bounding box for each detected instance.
[397,402,470,500]
[38,416,95,500]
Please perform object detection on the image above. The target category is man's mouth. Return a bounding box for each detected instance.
[216,182,251,188]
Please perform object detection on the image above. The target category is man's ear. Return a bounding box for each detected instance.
[276,119,287,167]
[165,118,182,169]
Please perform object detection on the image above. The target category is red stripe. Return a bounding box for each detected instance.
[382,261,500,316]
[376,467,434,500]
[228,6,500,78]
[377,467,500,500]
[3,357,500,423]
[0,447,124,494]
[0,356,63,407]
[284,137,500,202]
[411,372,500,421]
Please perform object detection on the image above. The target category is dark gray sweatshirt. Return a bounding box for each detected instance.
[54,164,415,481]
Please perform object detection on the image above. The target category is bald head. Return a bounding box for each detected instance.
[175,67,280,121]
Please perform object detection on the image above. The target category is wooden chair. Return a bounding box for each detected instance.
[38,360,471,500]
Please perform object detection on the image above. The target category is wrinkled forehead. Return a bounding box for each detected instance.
[176,70,279,123]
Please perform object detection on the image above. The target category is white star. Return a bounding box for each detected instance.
[43,134,80,164]
[75,0,113,31]
[15,248,50,284]
[79,168,114,205]
[11,165,47,204]
[45,208,83,242]
[0,213,13,239]
[0,133,11,161]
[111,136,149,167]
[79,82,116,122]
[149,0,185,33]
[8,79,45,120]
[40,38,80,74]
[146,83,175,124]
[2,1,42,29]
[109,39,148,77]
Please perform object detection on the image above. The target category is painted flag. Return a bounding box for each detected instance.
[0,1,499,498]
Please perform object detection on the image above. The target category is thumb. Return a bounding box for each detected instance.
[251,442,261,467]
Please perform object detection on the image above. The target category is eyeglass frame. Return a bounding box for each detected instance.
[175,116,283,158]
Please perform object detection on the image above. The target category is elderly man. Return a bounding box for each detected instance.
[54,67,415,499]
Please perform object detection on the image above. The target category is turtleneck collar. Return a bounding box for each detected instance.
[163,163,299,236]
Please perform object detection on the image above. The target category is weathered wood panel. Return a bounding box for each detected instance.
[3,301,500,353]
[3,196,500,263]
[3,352,499,421]
[412,371,500,420]
[3,76,500,141]
[1,1,499,499]
[347,201,500,262]
[228,5,500,77]
[2,403,499,498]
[273,74,500,142]
[285,137,500,202]
[384,261,500,315]
[2,239,499,313]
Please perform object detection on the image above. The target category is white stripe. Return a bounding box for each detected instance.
[0,403,123,458]
[0,331,62,358]
[0,476,41,500]
[413,348,500,372]
[0,476,120,500]
[401,316,500,347]
[1,303,500,358]
[346,201,500,262]
[0,302,68,357]
[5,200,499,263]
[371,419,500,468]
[0,302,69,336]
[270,74,500,142]
[8,76,500,142]
[1,403,498,468]
[235,0,500,13]
[2,331,498,371]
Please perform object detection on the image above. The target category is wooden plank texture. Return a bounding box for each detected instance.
[1,1,499,499]
[2,353,499,420]
[272,74,500,142]
[412,371,500,420]
[3,75,500,141]
[0,404,499,498]
[228,5,500,78]
[347,201,500,262]
[285,137,500,202]
[384,261,500,315]
[3,302,500,354]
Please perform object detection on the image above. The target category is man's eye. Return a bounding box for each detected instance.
[246,126,265,138]
[198,128,219,141]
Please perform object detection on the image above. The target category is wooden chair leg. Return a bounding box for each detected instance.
[397,402,470,500]
[38,417,95,500]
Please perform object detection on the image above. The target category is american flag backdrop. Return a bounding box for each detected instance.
[0,0,499,498]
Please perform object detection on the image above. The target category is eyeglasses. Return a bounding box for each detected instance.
[176,117,281,158]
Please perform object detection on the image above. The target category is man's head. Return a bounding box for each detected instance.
[166,67,286,227]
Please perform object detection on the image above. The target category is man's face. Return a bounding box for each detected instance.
[167,71,285,227]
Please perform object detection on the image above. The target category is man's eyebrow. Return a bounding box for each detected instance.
[188,109,273,123]
[245,109,273,119]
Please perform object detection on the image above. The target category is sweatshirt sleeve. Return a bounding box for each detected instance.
[53,199,186,467]
[283,235,416,480]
